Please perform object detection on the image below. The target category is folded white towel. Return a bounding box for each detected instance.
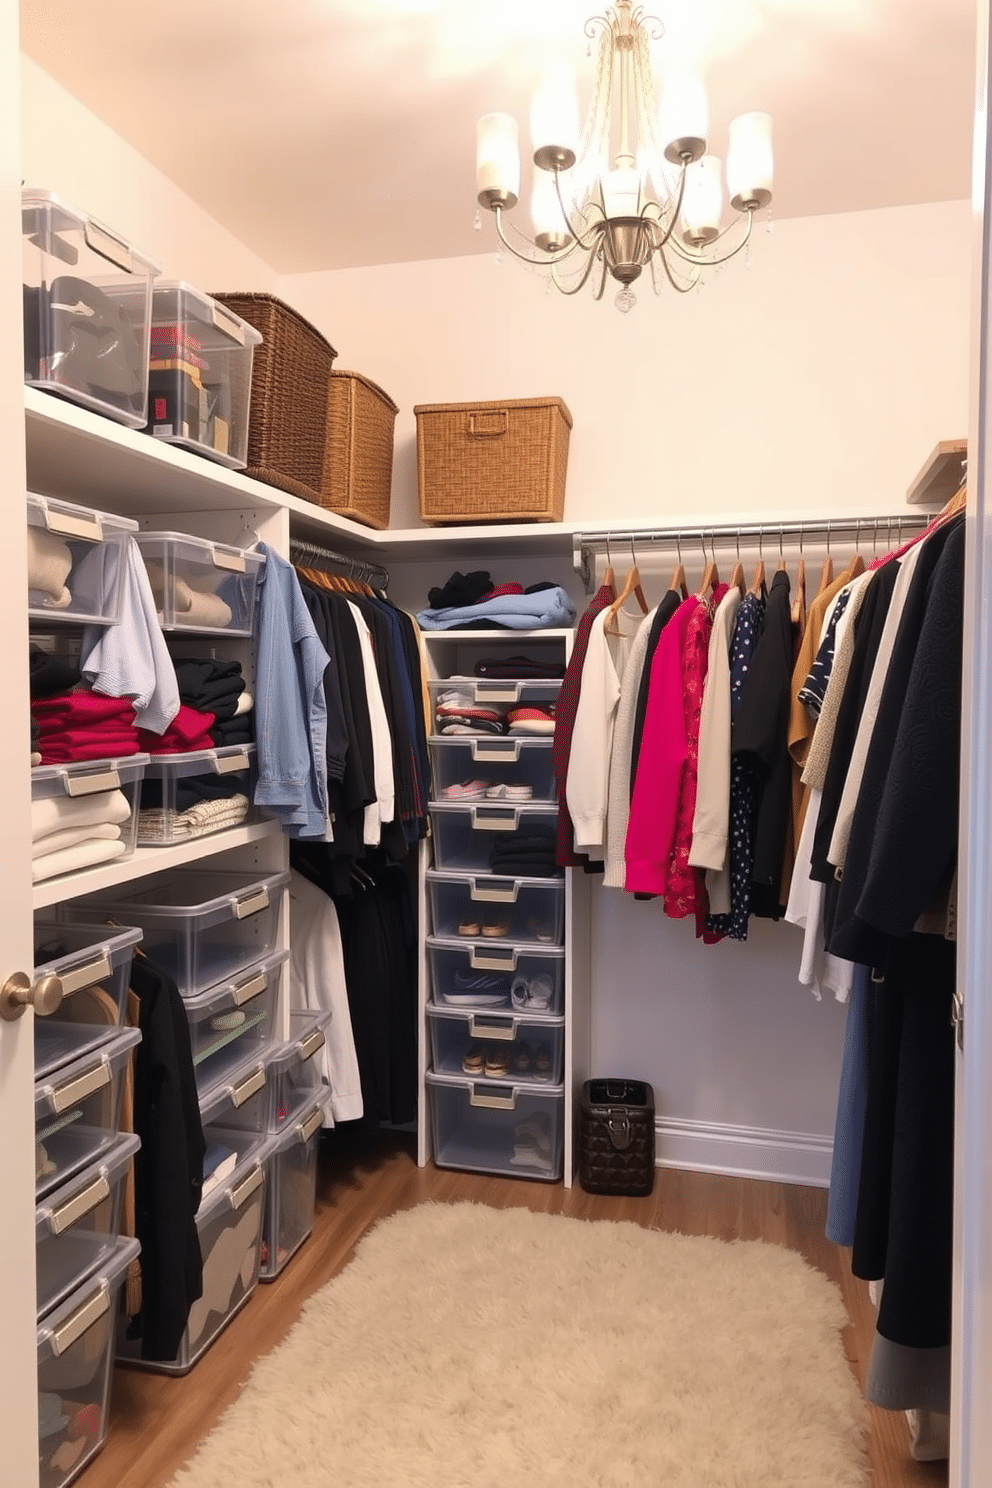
[32,821,123,859]
[31,788,131,843]
[31,837,127,882]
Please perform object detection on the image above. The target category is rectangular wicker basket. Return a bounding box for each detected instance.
[320,370,399,530]
[413,396,572,525]
[211,292,337,505]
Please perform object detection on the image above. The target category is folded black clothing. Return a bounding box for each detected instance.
[141,772,249,813]
[173,658,246,720]
[30,644,82,700]
[487,855,561,878]
[524,581,559,594]
[427,570,494,610]
[473,655,566,679]
[211,720,253,746]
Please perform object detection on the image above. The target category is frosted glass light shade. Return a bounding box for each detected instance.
[601,166,641,218]
[727,112,773,211]
[681,154,723,244]
[659,74,708,163]
[477,113,521,207]
[531,65,579,172]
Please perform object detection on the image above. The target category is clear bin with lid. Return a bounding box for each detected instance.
[198,1043,274,1133]
[427,1004,565,1085]
[136,745,258,846]
[266,1008,331,1132]
[185,951,286,1102]
[22,187,159,426]
[426,869,564,945]
[115,1129,268,1374]
[428,735,556,803]
[426,1072,563,1182]
[135,532,265,635]
[27,495,138,625]
[36,1131,140,1319]
[32,921,143,1081]
[37,1235,141,1488]
[32,756,148,888]
[428,802,559,875]
[143,281,262,468]
[426,936,565,1015]
[34,1026,141,1201]
[259,1098,325,1280]
[62,867,290,999]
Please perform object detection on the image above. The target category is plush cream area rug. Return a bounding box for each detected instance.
[169,1201,868,1488]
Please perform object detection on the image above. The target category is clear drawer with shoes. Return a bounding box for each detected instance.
[183,951,286,1102]
[426,869,564,946]
[428,802,559,875]
[426,936,565,1015]
[427,1005,565,1085]
[426,1072,563,1182]
[34,1026,141,1201]
[428,735,556,804]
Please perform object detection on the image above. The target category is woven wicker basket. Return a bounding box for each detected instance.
[320,370,399,530]
[211,292,337,505]
[414,396,572,525]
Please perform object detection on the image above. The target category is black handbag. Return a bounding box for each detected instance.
[579,1079,655,1197]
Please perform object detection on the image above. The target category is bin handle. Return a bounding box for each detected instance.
[234,887,269,919]
[83,219,134,273]
[231,1066,266,1107]
[470,740,522,763]
[467,1015,518,1041]
[65,768,120,797]
[212,303,246,345]
[468,947,517,972]
[50,1173,110,1234]
[230,969,267,1006]
[50,1283,110,1357]
[43,507,104,542]
[296,1105,325,1144]
[469,1084,518,1110]
[469,878,519,904]
[58,952,112,998]
[229,1165,263,1211]
[50,1059,111,1115]
[298,1028,326,1062]
[469,806,520,832]
[210,544,247,574]
[467,410,508,439]
[212,748,250,775]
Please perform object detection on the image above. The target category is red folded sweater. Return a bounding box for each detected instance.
[137,703,215,755]
[32,692,136,726]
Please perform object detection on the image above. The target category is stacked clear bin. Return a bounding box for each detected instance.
[259,1008,332,1280]
[135,532,265,635]
[136,744,258,846]
[425,667,566,1183]
[27,496,138,625]
[22,188,159,427]
[143,281,262,469]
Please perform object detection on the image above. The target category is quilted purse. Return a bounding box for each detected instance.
[579,1079,655,1197]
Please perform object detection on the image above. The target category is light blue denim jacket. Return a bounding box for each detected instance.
[254,543,331,837]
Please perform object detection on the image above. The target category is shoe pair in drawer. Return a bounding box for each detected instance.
[427,1006,564,1085]
[427,870,563,945]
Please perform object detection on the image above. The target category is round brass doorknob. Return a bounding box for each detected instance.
[0,971,64,1022]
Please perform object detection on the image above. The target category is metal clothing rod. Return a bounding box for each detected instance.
[289,537,389,590]
[572,514,931,591]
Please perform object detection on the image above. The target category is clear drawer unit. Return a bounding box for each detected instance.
[37,1235,141,1488]
[184,952,287,1102]
[259,1099,325,1281]
[27,495,138,625]
[426,1005,565,1085]
[63,868,290,1000]
[32,922,143,1081]
[426,938,565,1015]
[35,1131,140,1320]
[136,745,257,846]
[22,187,159,426]
[425,1073,564,1183]
[31,756,149,887]
[198,1043,274,1135]
[266,1008,332,1132]
[135,532,265,635]
[428,735,556,804]
[34,1027,141,1202]
[143,281,262,469]
[116,1130,269,1374]
[428,802,560,875]
[426,870,565,946]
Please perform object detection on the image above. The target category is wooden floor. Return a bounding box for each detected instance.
[80,1132,949,1488]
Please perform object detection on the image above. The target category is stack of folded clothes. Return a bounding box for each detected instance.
[173,657,253,747]
[416,571,577,633]
[434,688,506,737]
[32,691,141,765]
[137,702,214,755]
[31,779,133,882]
[473,655,566,680]
[488,823,560,878]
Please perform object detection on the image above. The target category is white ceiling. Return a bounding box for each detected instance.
[19,0,976,275]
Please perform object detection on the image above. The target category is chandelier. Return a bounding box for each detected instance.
[475,1,774,311]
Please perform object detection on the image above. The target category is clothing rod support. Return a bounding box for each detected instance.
[289,537,389,590]
[572,515,930,593]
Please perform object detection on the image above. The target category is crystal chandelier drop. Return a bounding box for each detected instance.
[475,1,773,311]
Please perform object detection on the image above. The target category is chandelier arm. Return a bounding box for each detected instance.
[495,204,588,265]
[592,253,610,301]
[641,162,688,249]
[666,206,756,270]
[552,170,606,253]
[550,243,604,297]
[656,243,701,294]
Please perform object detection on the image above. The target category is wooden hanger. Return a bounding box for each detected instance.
[729,560,746,596]
[791,555,806,630]
[603,543,650,637]
[816,553,834,596]
[669,535,688,599]
[602,538,617,597]
[749,533,765,596]
[698,535,719,597]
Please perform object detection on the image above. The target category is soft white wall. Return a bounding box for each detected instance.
[19,56,277,289]
[283,197,970,533]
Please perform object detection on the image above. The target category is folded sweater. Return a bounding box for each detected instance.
[416,587,577,632]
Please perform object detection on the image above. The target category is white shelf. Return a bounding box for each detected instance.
[32,819,282,911]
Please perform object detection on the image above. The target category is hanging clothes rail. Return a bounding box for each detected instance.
[289,537,389,591]
[571,515,931,592]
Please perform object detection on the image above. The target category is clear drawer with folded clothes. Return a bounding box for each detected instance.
[426,869,564,945]
[32,921,143,1081]
[428,802,560,876]
[426,1072,563,1182]
[135,532,264,635]
[27,495,138,625]
[426,937,565,1015]
[136,745,259,846]
[31,756,148,886]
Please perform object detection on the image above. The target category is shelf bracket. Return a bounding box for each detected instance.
[573,538,594,594]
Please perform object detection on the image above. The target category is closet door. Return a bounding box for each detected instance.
[0,9,43,1481]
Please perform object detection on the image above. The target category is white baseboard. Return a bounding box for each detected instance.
[655,1116,833,1188]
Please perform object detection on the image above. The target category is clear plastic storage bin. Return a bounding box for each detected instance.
[63,868,290,1000]
[198,1042,274,1133]
[37,1235,141,1488]
[266,1008,331,1132]
[428,676,562,712]
[135,532,265,635]
[426,1072,563,1182]
[259,1098,325,1281]
[428,802,559,875]
[427,1005,565,1085]
[32,922,143,1081]
[36,1131,140,1319]
[136,746,257,846]
[32,756,148,888]
[426,936,565,1015]
[35,1026,141,1201]
[428,735,556,803]
[22,188,159,426]
[116,1130,268,1374]
[185,951,286,1101]
[144,281,262,469]
[27,495,138,625]
[426,870,564,945]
